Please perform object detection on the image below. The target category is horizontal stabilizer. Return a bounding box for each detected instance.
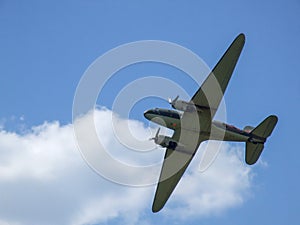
[246,142,264,165]
[245,115,278,165]
[251,115,278,139]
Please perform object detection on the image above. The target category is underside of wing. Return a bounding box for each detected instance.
[152,129,204,212]
[191,33,245,120]
[152,149,195,212]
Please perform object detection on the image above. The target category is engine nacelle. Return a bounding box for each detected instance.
[171,100,196,112]
[150,128,185,151]
[169,96,197,112]
[155,135,178,150]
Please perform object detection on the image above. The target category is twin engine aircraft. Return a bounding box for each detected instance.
[144,34,278,212]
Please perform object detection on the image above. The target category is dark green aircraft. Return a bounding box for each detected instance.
[144,33,278,212]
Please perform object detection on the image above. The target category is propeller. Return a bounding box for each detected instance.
[168,95,179,106]
[149,128,160,143]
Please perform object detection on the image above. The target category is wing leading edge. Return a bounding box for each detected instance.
[191,33,245,121]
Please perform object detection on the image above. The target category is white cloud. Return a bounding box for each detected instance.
[0,108,253,225]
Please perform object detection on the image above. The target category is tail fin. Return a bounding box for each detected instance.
[245,115,278,165]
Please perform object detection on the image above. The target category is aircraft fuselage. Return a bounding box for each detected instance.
[144,108,265,144]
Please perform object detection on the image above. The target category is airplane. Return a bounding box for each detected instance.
[143,33,278,213]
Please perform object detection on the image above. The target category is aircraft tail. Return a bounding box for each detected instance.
[245,115,278,165]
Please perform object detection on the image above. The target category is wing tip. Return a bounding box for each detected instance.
[238,32,245,38]
[152,196,167,213]
[269,115,279,123]
[152,204,162,213]
[234,33,246,49]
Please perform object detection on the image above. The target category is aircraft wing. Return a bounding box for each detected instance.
[152,128,205,212]
[190,33,245,121]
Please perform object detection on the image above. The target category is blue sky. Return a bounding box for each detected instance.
[0,1,299,225]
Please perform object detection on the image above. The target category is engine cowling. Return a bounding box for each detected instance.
[155,135,177,150]
[150,128,184,151]
[172,100,196,112]
[169,96,197,112]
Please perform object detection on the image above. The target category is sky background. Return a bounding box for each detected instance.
[0,0,299,225]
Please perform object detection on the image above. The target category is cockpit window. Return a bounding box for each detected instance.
[150,109,180,119]
[159,110,180,119]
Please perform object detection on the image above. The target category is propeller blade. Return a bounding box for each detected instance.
[149,128,160,142]
[173,95,179,103]
[155,128,160,138]
[167,95,179,105]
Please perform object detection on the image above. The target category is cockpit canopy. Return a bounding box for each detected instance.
[145,108,181,119]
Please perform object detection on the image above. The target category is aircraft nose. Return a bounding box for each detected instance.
[144,110,150,119]
[144,109,155,120]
